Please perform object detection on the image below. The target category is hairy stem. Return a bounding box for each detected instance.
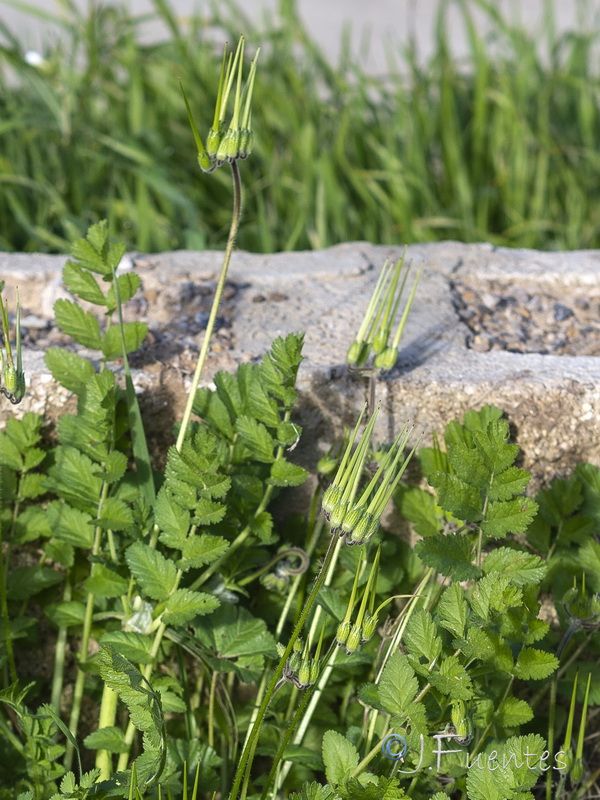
[229,534,338,800]
[177,160,242,451]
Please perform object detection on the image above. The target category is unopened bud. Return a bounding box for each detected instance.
[206,127,222,157]
[297,660,311,688]
[571,758,584,783]
[3,364,17,394]
[346,512,379,546]
[372,327,390,355]
[238,128,254,158]
[346,623,362,654]
[328,500,349,533]
[373,346,398,371]
[198,152,215,173]
[336,621,351,646]
[361,612,378,642]
[346,340,370,368]
[322,485,342,518]
[276,642,286,658]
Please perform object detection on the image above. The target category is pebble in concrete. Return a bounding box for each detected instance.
[2,241,600,490]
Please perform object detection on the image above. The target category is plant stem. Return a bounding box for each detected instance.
[176,160,242,452]
[229,533,338,800]
[50,580,71,710]
[64,480,110,771]
[96,683,118,779]
[0,510,17,685]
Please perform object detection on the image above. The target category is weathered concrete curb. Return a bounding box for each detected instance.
[2,241,600,488]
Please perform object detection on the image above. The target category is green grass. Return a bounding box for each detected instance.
[1,0,600,253]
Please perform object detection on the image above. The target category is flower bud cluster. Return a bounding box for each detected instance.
[276,637,321,690]
[0,285,26,405]
[322,406,418,546]
[346,251,422,372]
[180,37,259,174]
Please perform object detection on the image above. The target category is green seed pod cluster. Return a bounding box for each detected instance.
[0,287,26,405]
[346,339,370,368]
[336,621,352,647]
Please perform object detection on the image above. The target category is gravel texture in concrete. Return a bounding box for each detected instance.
[1,241,600,489]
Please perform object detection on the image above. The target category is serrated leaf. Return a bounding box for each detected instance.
[513,648,558,680]
[7,565,63,600]
[428,472,482,522]
[322,730,359,785]
[0,433,23,469]
[496,697,534,728]
[19,472,46,500]
[45,348,96,395]
[447,440,490,486]
[235,415,275,462]
[249,510,274,543]
[94,451,128,484]
[481,497,539,539]
[99,631,154,665]
[155,489,191,547]
[405,608,442,664]
[438,583,468,638]
[84,564,128,598]
[92,497,134,531]
[488,466,531,501]
[269,458,307,487]
[54,299,102,349]
[414,534,480,582]
[106,272,141,310]
[394,486,441,537]
[193,605,276,681]
[470,574,522,621]
[84,726,128,753]
[126,542,177,601]
[46,501,93,548]
[45,446,103,512]
[466,747,515,800]
[377,653,419,716]
[358,683,383,711]
[45,601,86,628]
[62,261,106,305]
[178,534,229,570]
[483,547,546,586]
[429,655,473,700]
[162,588,219,625]
[294,782,335,800]
[101,321,147,359]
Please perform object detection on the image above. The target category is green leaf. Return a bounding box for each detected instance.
[429,655,473,700]
[428,472,482,522]
[54,299,102,349]
[466,746,515,800]
[496,697,534,728]
[45,446,103,512]
[19,472,46,499]
[377,653,419,716]
[45,601,86,628]
[414,534,480,582]
[322,730,359,785]
[7,565,62,600]
[470,574,522,621]
[481,498,539,538]
[249,510,274,543]
[394,486,441,537]
[84,564,129,598]
[438,583,468,638]
[99,631,154,665]
[62,261,106,305]
[94,451,128,484]
[126,542,177,601]
[155,489,191,548]
[106,272,141,310]
[101,321,148,359]
[488,466,531,501]
[482,547,546,586]
[235,415,275,462]
[45,349,96,395]
[0,433,23,469]
[269,457,307,487]
[162,588,219,626]
[92,497,134,532]
[513,648,558,680]
[46,501,94,548]
[70,221,124,277]
[83,726,128,753]
[193,605,277,682]
[294,782,335,800]
[178,534,229,570]
[405,608,442,664]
